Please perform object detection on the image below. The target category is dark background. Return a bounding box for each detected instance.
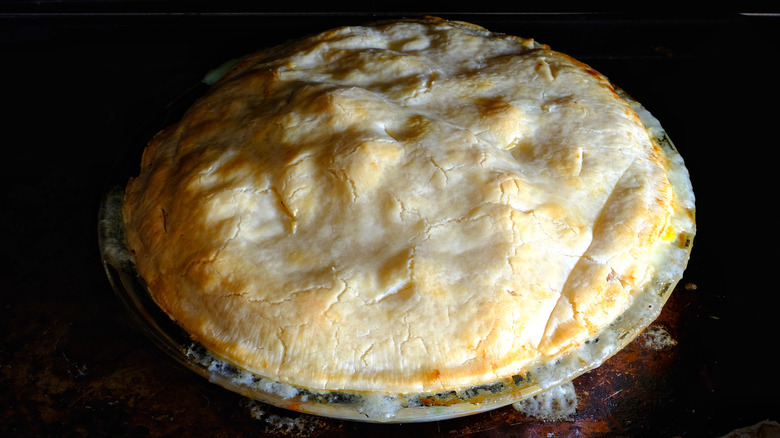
[2,4,779,437]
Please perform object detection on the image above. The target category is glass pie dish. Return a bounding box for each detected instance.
[97,18,695,423]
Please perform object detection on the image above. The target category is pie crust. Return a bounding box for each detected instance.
[116,17,695,421]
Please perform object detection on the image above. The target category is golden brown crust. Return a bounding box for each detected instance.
[123,17,689,394]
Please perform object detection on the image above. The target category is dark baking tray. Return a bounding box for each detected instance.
[3,6,779,437]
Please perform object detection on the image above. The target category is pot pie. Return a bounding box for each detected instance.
[117,17,695,421]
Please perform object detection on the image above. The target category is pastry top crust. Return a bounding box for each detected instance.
[123,17,689,394]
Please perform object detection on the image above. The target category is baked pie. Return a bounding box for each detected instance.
[116,17,695,421]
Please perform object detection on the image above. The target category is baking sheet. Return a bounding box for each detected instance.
[2,7,779,436]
